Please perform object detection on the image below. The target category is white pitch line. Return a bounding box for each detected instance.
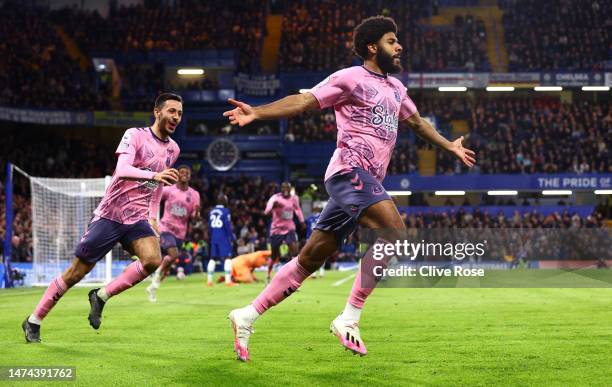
[332,273,356,287]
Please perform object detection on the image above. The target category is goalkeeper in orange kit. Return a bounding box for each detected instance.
[230,251,271,284]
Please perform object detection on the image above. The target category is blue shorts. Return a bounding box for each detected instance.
[160,232,183,254]
[75,217,156,263]
[269,231,298,253]
[210,241,232,258]
[315,168,390,240]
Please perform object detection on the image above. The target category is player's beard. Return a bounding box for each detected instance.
[376,48,402,74]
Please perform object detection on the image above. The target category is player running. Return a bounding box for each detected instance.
[146,165,200,302]
[22,93,183,342]
[264,182,305,283]
[224,16,475,361]
[207,194,236,286]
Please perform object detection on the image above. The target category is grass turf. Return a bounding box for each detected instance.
[1,271,611,386]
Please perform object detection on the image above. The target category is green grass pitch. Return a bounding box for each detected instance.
[1,271,611,386]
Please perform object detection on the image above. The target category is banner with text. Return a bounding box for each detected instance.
[235,73,281,97]
[384,174,612,191]
[403,72,610,88]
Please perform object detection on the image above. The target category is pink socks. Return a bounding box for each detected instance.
[32,276,68,321]
[105,260,149,298]
[252,257,311,314]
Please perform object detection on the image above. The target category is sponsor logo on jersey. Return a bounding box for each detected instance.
[170,204,188,217]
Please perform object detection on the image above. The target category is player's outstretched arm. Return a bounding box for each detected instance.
[223,93,319,126]
[403,111,476,168]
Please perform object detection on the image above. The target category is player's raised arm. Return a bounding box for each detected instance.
[223,93,319,126]
[403,111,476,168]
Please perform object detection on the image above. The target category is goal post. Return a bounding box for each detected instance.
[13,166,116,286]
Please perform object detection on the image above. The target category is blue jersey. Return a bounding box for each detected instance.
[305,213,320,240]
[209,205,234,257]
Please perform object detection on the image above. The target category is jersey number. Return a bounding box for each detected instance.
[210,214,223,228]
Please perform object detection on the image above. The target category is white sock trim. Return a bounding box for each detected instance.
[340,302,362,322]
[97,287,110,302]
[244,304,261,322]
[224,259,232,283]
[151,267,162,286]
[28,314,42,325]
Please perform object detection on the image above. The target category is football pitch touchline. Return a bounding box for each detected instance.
[332,273,355,287]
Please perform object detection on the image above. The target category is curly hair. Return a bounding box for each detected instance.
[352,16,398,60]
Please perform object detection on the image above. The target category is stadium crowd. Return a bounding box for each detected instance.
[279,0,489,72]
[0,0,265,110]
[436,98,611,175]
[56,0,266,75]
[502,0,611,71]
[0,3,104,110]
[403,208,605,229]
[2,0,609,110]
[402,13,489,72]
[278,0,367,71]
[285,109,337,142]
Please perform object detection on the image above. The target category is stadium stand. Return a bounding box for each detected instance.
[501,0,611,71]
[436,98,612,175]
[279,0,488,72]
[55,0,267,72]
[0,3,104,109]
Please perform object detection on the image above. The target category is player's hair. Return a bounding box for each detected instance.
[176,164,191,171]
[154,93,183,109]
[217,193,228,204]
[353,16,398,60]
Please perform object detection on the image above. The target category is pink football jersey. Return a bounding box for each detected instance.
[265,193,304,235]
[310,66,417,182]
[94,127,180,224]
[159,184,200,239]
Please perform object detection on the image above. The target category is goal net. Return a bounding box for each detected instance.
[29,176,118,286]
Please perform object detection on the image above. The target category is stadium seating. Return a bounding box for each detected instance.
[0,3,103,109]
[2,0,609,109]
[501,0,611,71]
[278,0,489,72]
